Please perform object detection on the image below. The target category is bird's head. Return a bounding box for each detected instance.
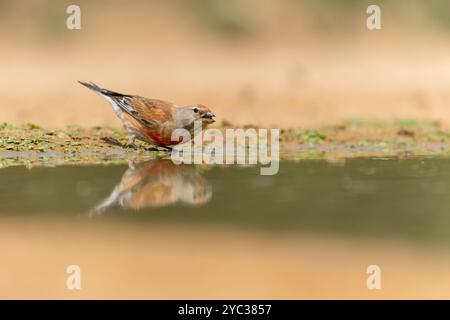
[193,104,216,124]
[182,104,216,125]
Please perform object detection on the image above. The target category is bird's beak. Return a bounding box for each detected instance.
[202,112,216,123]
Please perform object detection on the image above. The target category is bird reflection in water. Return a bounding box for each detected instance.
[90,159,212,216]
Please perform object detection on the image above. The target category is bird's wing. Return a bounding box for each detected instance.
[78,81,173,128]
[88,161,148,216]
[124,96,174,128]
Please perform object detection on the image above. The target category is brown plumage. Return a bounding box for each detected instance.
[78,81,216,148]
[89,159,212,216]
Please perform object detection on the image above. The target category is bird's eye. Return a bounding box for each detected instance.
[192,107,199,113]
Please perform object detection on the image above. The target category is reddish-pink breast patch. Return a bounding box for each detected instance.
[146,131,182,146]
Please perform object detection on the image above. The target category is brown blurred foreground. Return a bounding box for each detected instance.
[2,218,450,299]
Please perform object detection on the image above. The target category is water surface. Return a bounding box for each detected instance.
[1,158,450,244]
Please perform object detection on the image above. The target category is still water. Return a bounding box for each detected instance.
[1,158,450,243]
[1,157,450,298]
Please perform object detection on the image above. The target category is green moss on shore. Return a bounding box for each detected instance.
[1,120,450,168]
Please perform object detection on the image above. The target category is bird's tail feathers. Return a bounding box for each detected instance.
[78,81,157,127]
[78,80,138,118]
[78,81,128,97]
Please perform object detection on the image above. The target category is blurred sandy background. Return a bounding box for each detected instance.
[2,0,450,128]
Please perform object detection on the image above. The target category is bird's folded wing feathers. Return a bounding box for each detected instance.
[78,81,173,128]
[121,97,174,128]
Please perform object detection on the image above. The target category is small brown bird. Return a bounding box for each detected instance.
[79,81,216,149]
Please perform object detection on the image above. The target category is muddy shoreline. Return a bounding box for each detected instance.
[2,120,450,168]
